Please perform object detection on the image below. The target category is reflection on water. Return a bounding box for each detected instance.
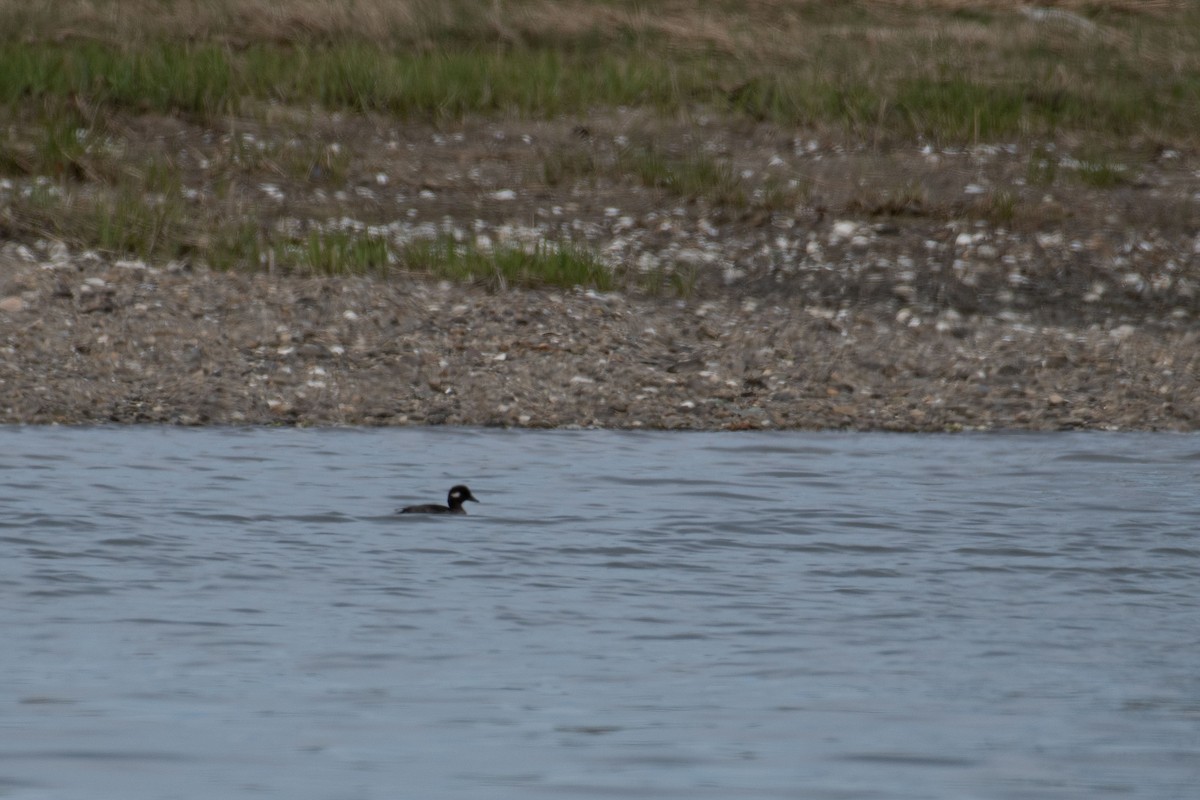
[1,428,1198,799]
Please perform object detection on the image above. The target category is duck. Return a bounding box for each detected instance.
[397,485,480,514]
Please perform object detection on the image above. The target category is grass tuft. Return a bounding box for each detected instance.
[973,189,1018,225]
[1074,158,1130,188]
[404,237,614,291]
[540,143,599,187]
[635,262,701,299]
[276,230,394,275]
[3,180,193,263]
[619,146,748,206]
[847,181,931,217]
[1027,146,1059,186]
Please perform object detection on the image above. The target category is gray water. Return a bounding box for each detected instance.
[1,428,1198,800]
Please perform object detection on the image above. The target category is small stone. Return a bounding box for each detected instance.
[1109,324,1137,342]
[0,296,24,313]
[830,220,857,242]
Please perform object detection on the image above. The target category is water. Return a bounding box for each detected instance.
[1,427,1198,800]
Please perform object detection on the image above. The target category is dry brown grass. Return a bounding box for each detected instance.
[1,0,442,45]
[2,1,756,51]
[866,0,1182,11]
[3,0,1188,48]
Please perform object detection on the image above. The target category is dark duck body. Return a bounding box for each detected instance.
[398,485,479,514]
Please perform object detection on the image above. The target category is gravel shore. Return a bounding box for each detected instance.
[1,240,1195,431]
[2,115,1198,431]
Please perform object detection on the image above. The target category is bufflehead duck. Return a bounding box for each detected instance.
[398,485,479,514]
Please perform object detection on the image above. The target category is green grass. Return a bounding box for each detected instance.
[539,141,808,210]
[979,189,1018,226]
[2,177,614,289]
[0,103,99,179]
[404,236,615,291]
[619,146,747,206]
[0,27,1196,142]
[206,222,264,272]
[1026,147,1132,189]
[1074,159,1131,188]
[276,230,394,275]
[1027,146,1059,186]
[0,43,682,120]
[2,181,194,263]
[636,262,701,299]
[92,188,191,257]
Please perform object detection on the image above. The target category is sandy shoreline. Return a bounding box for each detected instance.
[1,242,1195,431]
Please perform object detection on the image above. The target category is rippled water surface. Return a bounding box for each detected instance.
[2,427,1198,799]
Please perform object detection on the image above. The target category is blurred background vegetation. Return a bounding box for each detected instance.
[0,1,1196,284]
